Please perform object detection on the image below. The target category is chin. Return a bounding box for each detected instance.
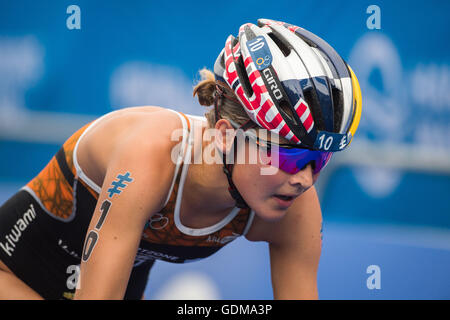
[251,200,287,222]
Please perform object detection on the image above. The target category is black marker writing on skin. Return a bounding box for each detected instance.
[82,172,134,262]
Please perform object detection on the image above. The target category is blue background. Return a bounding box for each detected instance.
[1,0,449,299]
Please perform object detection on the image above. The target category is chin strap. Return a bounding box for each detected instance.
[222,144,249,209]
[214,83,257,210]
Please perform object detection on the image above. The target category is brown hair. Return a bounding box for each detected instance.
[193,68,250,128]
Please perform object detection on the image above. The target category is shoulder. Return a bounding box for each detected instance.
[105,107,190,210]
[110,107,188,155]
[125,106,187,137]
[82,106,188,154]
[245,186,322,246]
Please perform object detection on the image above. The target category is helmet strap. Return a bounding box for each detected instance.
[220,122,257,210]
[214,84,257,210]
[221,138,250,209]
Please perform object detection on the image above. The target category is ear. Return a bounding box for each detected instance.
[214,119,236,154]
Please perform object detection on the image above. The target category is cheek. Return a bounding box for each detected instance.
[233,164,290,221]
[235,164,285,197]
[233,144,288,202]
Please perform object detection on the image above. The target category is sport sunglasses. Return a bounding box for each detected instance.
[243,130,332,175]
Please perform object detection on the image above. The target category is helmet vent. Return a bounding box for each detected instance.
[219,53,225,69]
[332,87,343,131]
[267,32,291,57]
[279,100,295,121]
[303,87,324,131]
[235,55,254,97]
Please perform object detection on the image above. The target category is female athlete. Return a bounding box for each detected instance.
[0,19,362,299]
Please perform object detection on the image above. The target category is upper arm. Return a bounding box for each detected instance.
[74,115,180,299]
[268,186,323,299]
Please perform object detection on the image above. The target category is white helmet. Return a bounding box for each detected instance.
[214,18,362,152]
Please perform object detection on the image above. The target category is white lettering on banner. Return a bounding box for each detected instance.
[349,32,450,198]
[414,121,450,150]
[349,33,405,197]
[0,204,37,257]
[410,64,450,111]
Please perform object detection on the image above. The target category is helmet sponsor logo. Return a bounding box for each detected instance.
[255,56,271,68]
[262,68,283,100]
[246,36,272,70]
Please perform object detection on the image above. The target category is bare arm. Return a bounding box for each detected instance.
[268,186,323,300]
[74,116,178,299]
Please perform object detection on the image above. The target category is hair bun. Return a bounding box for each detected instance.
[194,80,216,106]
[193,68,217,106]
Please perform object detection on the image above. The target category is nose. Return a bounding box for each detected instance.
[288,162,315,190]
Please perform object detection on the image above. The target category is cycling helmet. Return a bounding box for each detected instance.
[214,18,362,152]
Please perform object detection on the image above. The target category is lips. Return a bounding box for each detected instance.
[274,194,294,201]
[273,194,295,208]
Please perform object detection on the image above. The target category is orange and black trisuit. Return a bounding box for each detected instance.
[0,109,255,299]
